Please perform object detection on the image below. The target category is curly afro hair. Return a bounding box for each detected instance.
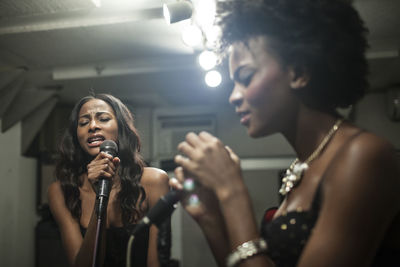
[215,0,369,111]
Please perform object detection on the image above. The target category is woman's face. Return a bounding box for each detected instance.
[76,99,119,157]
[228,37,298,137]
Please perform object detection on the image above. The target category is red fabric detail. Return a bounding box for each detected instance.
[264,208,278,223]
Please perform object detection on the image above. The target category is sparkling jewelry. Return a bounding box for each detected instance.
[279,119,343,196]
[226,238,268,267]
[188,194,200,206]
[183,178,196,192]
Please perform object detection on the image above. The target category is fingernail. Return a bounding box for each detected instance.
[188,194,200,206]
[183,178,195,192]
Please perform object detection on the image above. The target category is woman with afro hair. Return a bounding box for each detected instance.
[171,0,400,266]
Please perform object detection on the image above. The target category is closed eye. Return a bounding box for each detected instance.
[99,117,111,122]
[234,66,255,87]
[78,120,89,126]
[240,73,254,87]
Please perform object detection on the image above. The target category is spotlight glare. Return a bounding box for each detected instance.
[196,0,216,28]
[181,25,202,47]
[205,70,222,88]
[163,4,171,25]
[91,0,102,7]
[198,51,217,70]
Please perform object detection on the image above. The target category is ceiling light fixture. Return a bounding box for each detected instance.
[91,0,102,8]
[163,1,193,24]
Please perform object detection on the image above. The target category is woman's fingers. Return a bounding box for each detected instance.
[170,166,191,191]
[174,167,185,183]
[198,131,216,141]
[112,156,120,166]
[169,177,183,191]
[177,141,197,160]
[185,132,204,147]
[174,154,195,172]
[87,154,118,181]
[225,146,240,164]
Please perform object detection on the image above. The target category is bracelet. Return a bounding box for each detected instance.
[226,238,268,267]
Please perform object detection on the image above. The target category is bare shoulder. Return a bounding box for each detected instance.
[341,131,398,172]
[349,131,395,154]
[141,167,170,206]
[48,180,64,203]
[326,130,400,207]
[141,167,169,186]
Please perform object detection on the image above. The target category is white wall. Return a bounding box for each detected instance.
[0,120,38,267]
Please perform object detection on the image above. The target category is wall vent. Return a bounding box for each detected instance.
[152,107,216,165]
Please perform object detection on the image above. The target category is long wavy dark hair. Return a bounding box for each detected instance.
[215,0,369,111]
[55,93,146,226]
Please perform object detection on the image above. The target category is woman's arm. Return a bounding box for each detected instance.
[141,167,171,267]
[174,132,273,267]
[170,166,231,267]
[48,152,119,267]
[48,181,103,267]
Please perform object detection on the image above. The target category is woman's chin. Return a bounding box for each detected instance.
[247,128,261,138]
[85,147,100,157]
[247,126,272,138]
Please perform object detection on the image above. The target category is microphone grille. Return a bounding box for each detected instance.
[100,140,118,156]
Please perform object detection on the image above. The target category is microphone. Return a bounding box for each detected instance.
[131,190,181,235]
[96,140,118,218]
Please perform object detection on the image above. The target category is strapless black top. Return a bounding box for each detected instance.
[80,225,149,267]
[261,184,399,267]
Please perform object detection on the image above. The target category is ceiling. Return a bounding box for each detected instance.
[0,0,399,153]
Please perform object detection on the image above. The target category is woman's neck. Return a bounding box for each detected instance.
[283,105,339,162]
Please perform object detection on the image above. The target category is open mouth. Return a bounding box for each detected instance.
[238,111,251,125]
[87,135,105,146]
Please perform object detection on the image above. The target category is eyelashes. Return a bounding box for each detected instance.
[239,71,254,86]
[242,74,254,86]
[78,117,111,126]
[235,66,255,87]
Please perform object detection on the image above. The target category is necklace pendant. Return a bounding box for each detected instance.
[279,162,308,196]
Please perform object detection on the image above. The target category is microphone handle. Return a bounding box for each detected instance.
[96,178,112,218]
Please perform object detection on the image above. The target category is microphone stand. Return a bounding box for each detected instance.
[92,179,111,267]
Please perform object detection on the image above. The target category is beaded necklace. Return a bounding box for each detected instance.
[279,119,343,196]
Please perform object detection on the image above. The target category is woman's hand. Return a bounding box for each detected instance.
[174,131,243,200]
[87,152,120,185]
[170,166,222,223]
[170,166,231,266]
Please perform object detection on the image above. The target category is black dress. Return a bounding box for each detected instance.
[81,225,149,267]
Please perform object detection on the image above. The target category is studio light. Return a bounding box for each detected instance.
[163,1,193,24]
[181,24,202,47]
[205,70,222,88]
[198,50,217,70]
